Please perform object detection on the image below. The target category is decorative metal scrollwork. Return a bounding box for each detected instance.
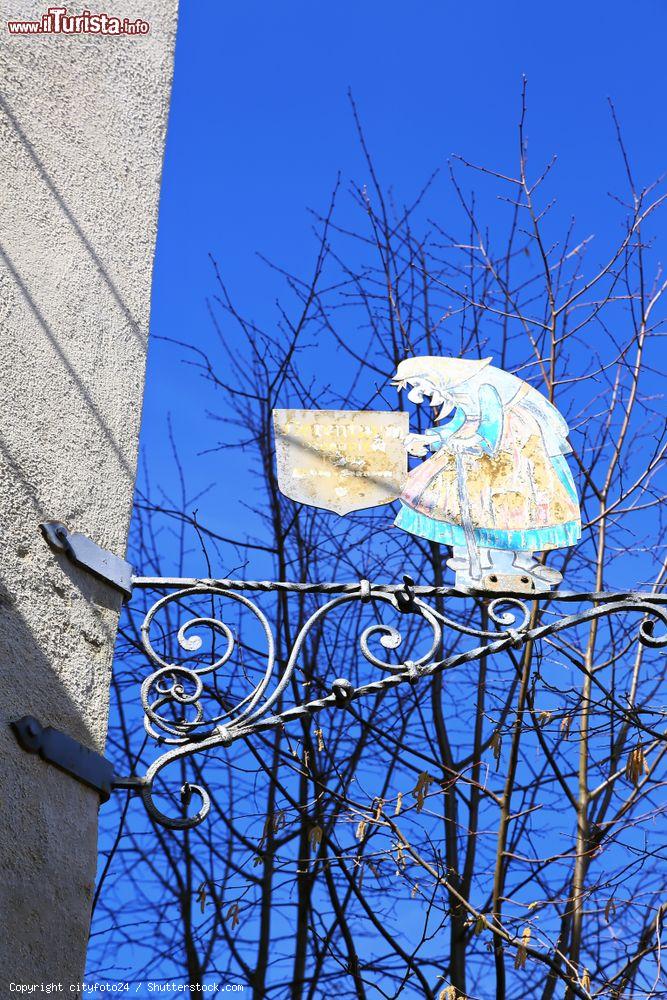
[117,576,667,828]
[140,588,277,746]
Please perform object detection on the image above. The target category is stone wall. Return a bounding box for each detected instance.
[0,2,178,986]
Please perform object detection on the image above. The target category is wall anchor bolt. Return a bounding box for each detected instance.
[11,715,116,802]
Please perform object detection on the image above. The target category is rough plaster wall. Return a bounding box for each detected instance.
[0,2,178,986]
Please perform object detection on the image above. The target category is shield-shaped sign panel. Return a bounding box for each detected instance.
[273,409,409,515]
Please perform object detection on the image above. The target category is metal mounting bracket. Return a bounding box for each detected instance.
[11,716,115,802]
[40,521,133,598]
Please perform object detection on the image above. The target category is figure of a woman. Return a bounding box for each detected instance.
[392,356,580,590]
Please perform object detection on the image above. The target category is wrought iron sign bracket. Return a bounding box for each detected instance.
[15,574,666,828]
[40,521,133,598]
[11,715,116,802]
[99,574,667,831]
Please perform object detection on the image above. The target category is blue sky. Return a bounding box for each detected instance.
[142,0,667,551]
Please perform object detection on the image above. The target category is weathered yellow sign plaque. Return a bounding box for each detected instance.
[273,409,409,515]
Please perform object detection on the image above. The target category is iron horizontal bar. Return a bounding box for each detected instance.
[130,576,667,603]
[112,774,148,790]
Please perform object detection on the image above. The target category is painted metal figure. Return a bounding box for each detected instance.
[392,356,580,590]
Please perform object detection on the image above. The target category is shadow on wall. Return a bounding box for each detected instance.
[0,90,138,983]
[0,91,148,349]
[0,548,122,985]
[0,87,158,491]
[0,247,137,484]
